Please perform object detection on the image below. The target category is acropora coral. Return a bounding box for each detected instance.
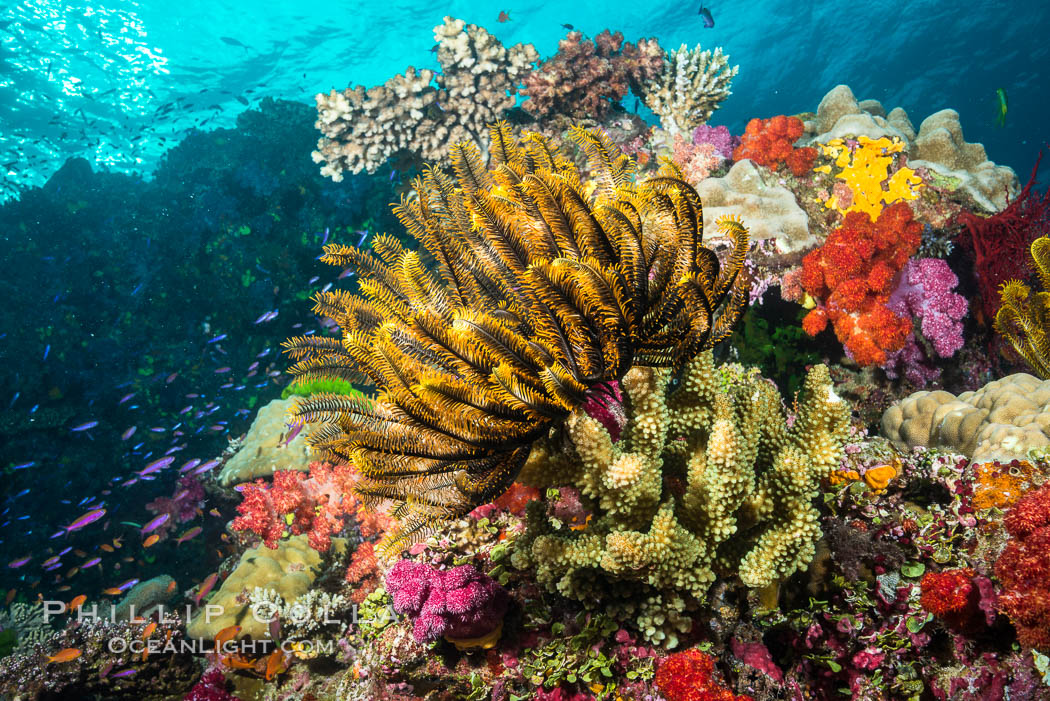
[995,483,1050,649]
[512,350,849,645]
[815,135,923,220]
[231,462,357,551]
[520,29,662,121]
[641,43,738,135]
[731,115,816,177]
[285,123,750,554]
[801,201,921,366]
[995,235,1050,378]
[385,560,509,645]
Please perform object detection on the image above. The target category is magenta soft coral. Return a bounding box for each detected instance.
[145,474,205,539]
[385,560,509,643]
[184,668,242,701]
[995,483,1050,649]
[231,462,357,551]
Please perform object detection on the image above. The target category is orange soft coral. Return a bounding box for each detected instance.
[800,202,921,366]
[733,115,813,176]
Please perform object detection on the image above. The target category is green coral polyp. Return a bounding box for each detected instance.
[512,350,849,644]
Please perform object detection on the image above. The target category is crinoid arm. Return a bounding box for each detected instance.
[286,122,750,555]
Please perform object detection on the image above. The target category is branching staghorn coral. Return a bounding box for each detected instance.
[510,352,849,645]
[996,236,1050,378]
[312,17,537,178]
[641,44,738,136]
[285,123,751,556]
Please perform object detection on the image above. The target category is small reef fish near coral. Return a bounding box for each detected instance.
[0,2,1049,700]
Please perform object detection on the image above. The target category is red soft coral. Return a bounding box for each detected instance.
[231,462,358,551]
[920,568,982,631]
[655,649,753,701]
[800,202,921,366]
[995,484,1050,649]
[732,116,813,178]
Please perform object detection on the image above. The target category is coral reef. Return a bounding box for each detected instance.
[520,30,662,122]
[512,351,849,645]
[312,17,538,178]
[696,159,815,253]
[217,398,313,486]
[641,44,738,135]
[882,374,1050,460]
[995,483,1050,649]
[385,560,509,645]
[801,202,922,366]
[286,124,750,554]
[231,461,357,551]
[110,575,177,622]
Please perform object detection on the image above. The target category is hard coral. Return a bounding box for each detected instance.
[642,44,738,135]
[655,648,753,701]
[801,202,921,366]
[995,483,1050,649]
[385,560,509,644]
[520,29,662,121]
[231,461,357,551]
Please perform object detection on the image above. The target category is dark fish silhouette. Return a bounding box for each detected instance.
[562,23,574,30]
[219,36,248,49]
[699,3,715,27]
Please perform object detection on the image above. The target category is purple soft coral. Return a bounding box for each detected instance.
[692,124,740,161]
[385,561,509,643]
[184,668,242,701]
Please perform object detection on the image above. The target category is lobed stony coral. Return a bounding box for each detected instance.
[510,351,849,645]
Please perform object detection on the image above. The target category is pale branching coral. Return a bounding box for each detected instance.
[641,44,738,136]
[312,17,537,178]
[512,351,849,645]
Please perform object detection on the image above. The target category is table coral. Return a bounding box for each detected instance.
[641,43,738,135]
[512,351,849,645]
[385,560,509,645]
[520,29,662,121]
[994,483,1050,649]
[815,136,923,220]
[231,462,357,551]
[313,17,537,178]
[801,201,921,366]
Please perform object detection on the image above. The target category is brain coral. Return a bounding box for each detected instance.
[881,374,1050,461]
[217,398,311,487]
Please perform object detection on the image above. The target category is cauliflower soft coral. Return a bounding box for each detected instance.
[732,115,817,177]
[655,648,753,701]
[995,483,1050,649]
[801,201,921,366]
[231,462,357,551]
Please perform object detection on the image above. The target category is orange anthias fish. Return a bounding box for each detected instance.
[193,572,219,605]
[68,595,87,611]
[264,649,287,680]
[46,648,82,664]
[141,622,157,639]
[100,544,115,553]
[497,10,510,22]
[102,587,124,596]
[214,625,241,650]
[5,589,15,605]
[166,580,177,594]
[142,534,160,548]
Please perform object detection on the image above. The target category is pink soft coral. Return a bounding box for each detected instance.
[231,462,357,551]
[145,475,205,539]
[672,136,722,186]
[888,258,968,358]
[385,560,509,643]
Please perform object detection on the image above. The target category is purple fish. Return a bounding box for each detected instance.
[179,458,202,473]
[283,420,304,446]
[193,459,221,475]
[208,333,227,344]
[321,227,330,245]
[698,3,714,27]
[252,311,270,324]
[118,392,136,404]
[111,669,136,678]
[138,456,175,476]
[43,344,50,361]
[8,556,30,568]
[214,367,231,374]
[338,268,354,279]
[141,514,170,534]
[120,478,138,487]
[121,426,137,441]
[176,526,203,544]
[71,421,99,432]
[308,276,319,285]
[66,508,106,532]
[356,229,369,246]
[11,461,35,470]
[99,662,114,679]
[82,557,102,568]
[166,372,178,384]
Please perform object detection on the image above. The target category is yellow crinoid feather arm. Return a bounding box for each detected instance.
[286,125,751,555]
[996,236,1050,379]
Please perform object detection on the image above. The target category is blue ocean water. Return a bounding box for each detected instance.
[2,0,1047,198]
